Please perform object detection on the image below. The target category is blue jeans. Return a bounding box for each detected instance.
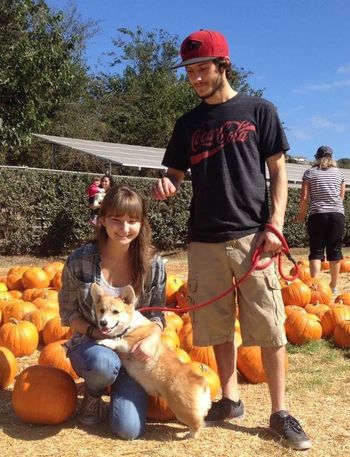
[67,337,148,440]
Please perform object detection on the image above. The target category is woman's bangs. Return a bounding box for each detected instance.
[106,195,143,220]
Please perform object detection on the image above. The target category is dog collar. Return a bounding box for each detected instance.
[116,327,130,339]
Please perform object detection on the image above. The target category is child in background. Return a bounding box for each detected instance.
[86,176,104,225]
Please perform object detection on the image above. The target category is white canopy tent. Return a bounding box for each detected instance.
[33,134,350,188]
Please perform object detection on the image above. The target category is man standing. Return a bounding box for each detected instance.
[151,29,311,450]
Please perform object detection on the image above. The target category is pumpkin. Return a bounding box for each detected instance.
[237,346,288,384]
[165,274,183,305]
[340,257,350,273]
[42,316,73,345]
[8,290,22,299]
[188,345,218,373]
[161,329,180,349]
[0,291,12,301]
[289,264,311,283]
[285,312,322,345]
[0,319,39,357]
[12,365,77,425]
[284,305,307,317]
[321,260,330,271]
[170,347,191,364]
[333,319,350,348]
[334,293,350,306]
[147,395,175,421]
[2,300,37,324]
[0,346,17,388]
[281,279,312,307]
[187,361,220,399]
[52,270,63,291]
[42,262,64,283]
[176,282,190,309]
[21,267,50,289]
[32,297,59,311]
[24,308,59,341]
[178,313,193,353]
[164,312,183,333]
[309,279,332,305]
[38,340,78,379]
[6,266,29,290]
[0,282,8,292]
[304,303,334,338]
[330,305,350,326]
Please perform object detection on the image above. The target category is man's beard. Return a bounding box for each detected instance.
[198,74,225,100]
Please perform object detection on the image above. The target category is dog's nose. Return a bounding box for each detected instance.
[99,320,108,328]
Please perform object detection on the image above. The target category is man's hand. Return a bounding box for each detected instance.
[256,227,283,255]
[151,177,178,201]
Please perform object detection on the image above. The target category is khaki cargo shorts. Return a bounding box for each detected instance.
[187,233,287,347]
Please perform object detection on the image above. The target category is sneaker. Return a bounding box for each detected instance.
[331,287,338,295]
[269,410,312,450]
[78,391,103,425]
[205,398,244,424]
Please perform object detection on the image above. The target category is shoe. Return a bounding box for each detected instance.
[78,390,103,425]
[269,410,312,450]
[204,398,244,424]
[331,287,338,295]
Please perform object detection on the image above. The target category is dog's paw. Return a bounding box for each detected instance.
[96,339,117,349]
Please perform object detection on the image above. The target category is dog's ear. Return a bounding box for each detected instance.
[90,283,104,302]
[120,285,136,305]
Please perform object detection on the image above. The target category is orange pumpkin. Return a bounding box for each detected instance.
[52,270,63,291]
[165,274,183,305]
[38,340,78,379]
[304,303,334,338]
[284,305,307,317]
[0,319,39,357]
[21,267,50,289]
[164,312,183,333]
[12,365,77,425]
[334,293,350,306]
[285,312,322,345]
[178,313,193,353]
[171,347,192,364]
[187,361,220,399]
[330,305,350,326]
[289,264,311,283]
[161,329,180,349]
[6,266,29,290]
[309,279,332,305]
[0,346,17,388]
[340,257,350,273]
[321,260,330,271]
[281,279,312,307]
[333,319,350,348]
[42,317,73,345]
[24,308,59,341]
[2,300,37,324]
[188,345,218,373]
[176,282,190,309]
[147,395,175,421]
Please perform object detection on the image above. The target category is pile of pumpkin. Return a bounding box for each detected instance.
[280,258,350,347]
[1,259,349,428]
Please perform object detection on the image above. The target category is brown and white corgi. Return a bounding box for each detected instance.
[90,283,211,438]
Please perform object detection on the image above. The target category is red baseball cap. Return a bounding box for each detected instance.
[172,29,230,69]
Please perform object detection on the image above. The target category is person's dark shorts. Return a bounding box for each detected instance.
[307,212,345,261]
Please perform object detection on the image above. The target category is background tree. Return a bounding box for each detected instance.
[0,0,95,165]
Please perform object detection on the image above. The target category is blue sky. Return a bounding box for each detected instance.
[47,0,350,161]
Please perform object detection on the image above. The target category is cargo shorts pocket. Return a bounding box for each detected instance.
[264,274,285,326]
[187,276,198,323]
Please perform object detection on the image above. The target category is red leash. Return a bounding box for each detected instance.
[138,224,299,314]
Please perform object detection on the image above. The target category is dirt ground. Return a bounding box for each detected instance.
[0,248,350,457]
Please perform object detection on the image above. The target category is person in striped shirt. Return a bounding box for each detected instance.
[296,145,346,293]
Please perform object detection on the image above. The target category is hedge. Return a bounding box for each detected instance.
[0,168,349,255]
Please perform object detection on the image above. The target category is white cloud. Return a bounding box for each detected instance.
[292,128,311,140]
[311,116,346,133]
[294,79,350,93]
[337,64,350,74]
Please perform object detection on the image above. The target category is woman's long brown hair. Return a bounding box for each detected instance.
[96,185,155,296]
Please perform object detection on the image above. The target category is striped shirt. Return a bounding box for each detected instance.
[302,166,345,215]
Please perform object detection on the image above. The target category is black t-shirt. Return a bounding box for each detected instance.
[162,93,290,242]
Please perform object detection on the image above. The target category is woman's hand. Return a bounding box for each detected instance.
[129,325,162,362]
